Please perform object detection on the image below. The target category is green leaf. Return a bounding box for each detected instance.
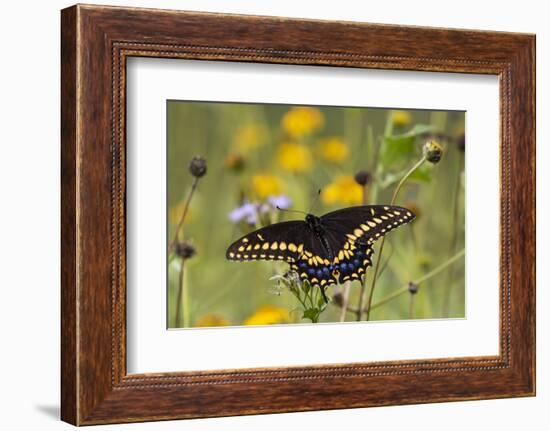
[380,124,435,168]
[302,308,320,323]
[380,134,416,167]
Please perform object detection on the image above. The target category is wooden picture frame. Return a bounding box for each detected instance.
[61,4,535,425]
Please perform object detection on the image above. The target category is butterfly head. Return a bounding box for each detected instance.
[305,213,323,234]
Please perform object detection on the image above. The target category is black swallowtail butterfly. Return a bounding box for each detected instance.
[226,205,415,301]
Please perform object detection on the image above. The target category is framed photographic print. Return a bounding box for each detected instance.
[61,4,535,425]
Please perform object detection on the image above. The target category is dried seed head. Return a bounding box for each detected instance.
[354,170,371,186]
[457,133,465,152]
[224,153,246,172]
[188,156,207,178]
[332,290,344,307]
[174,240,196,260]
[423,140,443,164]
[408,281,419,295]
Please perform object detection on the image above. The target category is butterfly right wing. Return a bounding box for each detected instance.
[321,205,415,250]
[320,205,415,283]
[226,220,310,263]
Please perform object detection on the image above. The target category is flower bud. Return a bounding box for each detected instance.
[332,290,344,307]
[174,240,196,260]
[423,140,443,164]
[188,156,207,178]
[408,281,419,295]
[354,170,371,186]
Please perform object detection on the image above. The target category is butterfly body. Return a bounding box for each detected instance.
[304,213,335,261]
[226,205,415,301]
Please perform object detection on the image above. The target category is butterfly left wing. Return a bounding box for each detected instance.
[226,220,309,263]
[320,205,415,283]
[226,220,338,296]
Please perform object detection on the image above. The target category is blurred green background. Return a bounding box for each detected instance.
[167,101,465,328]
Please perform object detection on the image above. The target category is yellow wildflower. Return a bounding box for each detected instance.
[277,142,313,173]
[318,137,349,163]
[195,313,230,327]
[251,174,285,199]
[244,304,290,326]
[281,107,324,138]
[233,124,267,152]
[322,175,363,206]
[391,110,412,127]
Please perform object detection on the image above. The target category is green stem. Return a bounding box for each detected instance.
[183,265,190,327]
[339,281,351,322]
[442,152,463,317]
[384,112,394,137]
[390,155,427,205]
[408,294,414,319]
[355,185,371,321]
[175,259,186,327]
[169,176,198,252]
[364,155,427,321]
[370,249,465,311]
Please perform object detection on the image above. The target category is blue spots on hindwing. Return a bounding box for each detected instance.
[291,245,374,288]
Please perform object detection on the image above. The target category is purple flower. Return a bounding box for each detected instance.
[228,202,258,225]
[266,195,292,210]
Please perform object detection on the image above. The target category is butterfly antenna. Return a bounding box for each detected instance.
[276,207,307,216]
[308,189,322,214]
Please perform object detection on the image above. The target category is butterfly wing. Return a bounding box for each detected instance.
[320,205,415,283]
[226,220,310,263]
[226,220,333,289]
[226,205,415,293]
